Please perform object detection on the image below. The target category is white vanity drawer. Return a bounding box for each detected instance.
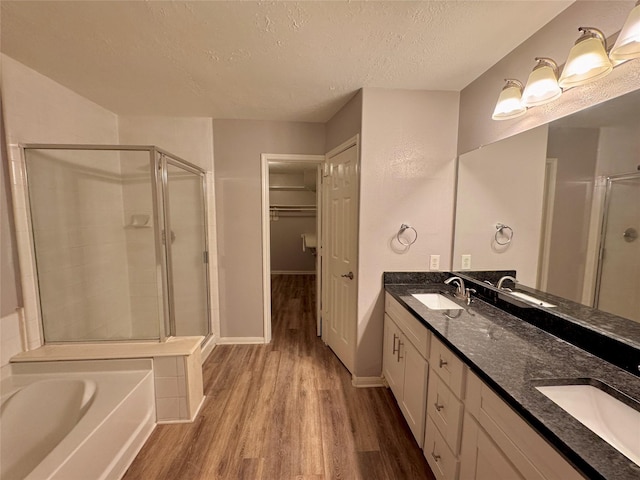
[430,336,466,399]
[427,370,464,454]
[425,415,460,480]
[385,293,430,358]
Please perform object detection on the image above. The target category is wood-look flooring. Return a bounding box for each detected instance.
[124,274,435,480]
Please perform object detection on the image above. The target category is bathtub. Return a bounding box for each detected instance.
[1,359,155,480]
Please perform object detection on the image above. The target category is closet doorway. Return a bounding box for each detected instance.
[261,154,325,343]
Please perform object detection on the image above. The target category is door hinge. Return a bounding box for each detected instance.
[203,251,209,264]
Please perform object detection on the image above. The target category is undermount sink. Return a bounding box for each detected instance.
[412,293,464,310]
[535,382,640,466]
[509,291,556,308]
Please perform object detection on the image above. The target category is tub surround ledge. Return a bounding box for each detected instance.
[9,336,205,424]
[384,271,640,480]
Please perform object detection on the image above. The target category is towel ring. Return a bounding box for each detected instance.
[495,223,513,246]
[397,224,418,246]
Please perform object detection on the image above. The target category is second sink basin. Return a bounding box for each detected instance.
[509,291,556,308]
[412,293,463,310]
[536,382,640,466]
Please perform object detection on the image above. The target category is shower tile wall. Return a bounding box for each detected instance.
[120,153,163,338]
[27,149,132,341]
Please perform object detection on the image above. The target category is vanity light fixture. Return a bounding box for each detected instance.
[521,58,562,107]
[491,79,527,121]
[610,0,640,62]
[558,27,613,89]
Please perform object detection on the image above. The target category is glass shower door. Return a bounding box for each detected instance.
[164,158,211,337]
[595,174,640,322]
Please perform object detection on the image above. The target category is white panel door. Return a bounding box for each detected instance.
[323,142,358,373]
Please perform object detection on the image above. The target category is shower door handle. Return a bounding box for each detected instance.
[162,230,176,244]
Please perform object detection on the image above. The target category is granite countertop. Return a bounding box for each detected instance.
[385,282,640,480]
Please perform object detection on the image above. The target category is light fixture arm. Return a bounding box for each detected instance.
[576,27,607,49]
[502,78,524,92]
[533,57,559,76]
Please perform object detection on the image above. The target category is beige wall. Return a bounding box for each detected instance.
[1,54,119,354]
[458,1,639,155]
[546,127,599,301]
[212,120,325,339]
[118,116,214,171]
[454,126,549,287]
[325,90,363,152]
[357,88,459,377]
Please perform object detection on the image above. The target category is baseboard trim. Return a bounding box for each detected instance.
[217,337,266,345]
[201,335,218,361]
[352,375,386,388]
[271,271,316,275]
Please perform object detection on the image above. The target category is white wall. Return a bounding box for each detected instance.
[454,126,548,287]
[1,54,120,352]
[357,88,459,377]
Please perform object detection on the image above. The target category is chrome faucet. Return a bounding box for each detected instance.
[444,276,476,305]
[496,275,518,291]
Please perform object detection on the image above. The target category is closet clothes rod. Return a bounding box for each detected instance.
[270,205,317,212]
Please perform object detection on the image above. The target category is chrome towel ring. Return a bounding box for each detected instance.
[495,223,513,246]
[397,224,418,246]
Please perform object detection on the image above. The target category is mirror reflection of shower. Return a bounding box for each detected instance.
[594,173,640,322]
[23,145,211,343]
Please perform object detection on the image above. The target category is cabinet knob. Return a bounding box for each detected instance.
[439,358,448,368]
[431,451,441,462]
[434,402,445,412]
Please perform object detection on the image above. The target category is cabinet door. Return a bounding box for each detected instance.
[460,413,525,480]
[400,337,428,447]
[383,315,404,400]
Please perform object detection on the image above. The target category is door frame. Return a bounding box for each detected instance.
[260,153,325,344]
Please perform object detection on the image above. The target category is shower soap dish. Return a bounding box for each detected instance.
[129,214,151,228]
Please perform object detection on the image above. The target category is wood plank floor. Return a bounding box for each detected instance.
[124,274,436,480]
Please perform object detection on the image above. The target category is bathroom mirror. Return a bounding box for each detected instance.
[452,88,640,324]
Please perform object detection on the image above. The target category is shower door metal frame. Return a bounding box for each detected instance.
[593,171,640,309]
[21,144,212,344]
[157,149,212,341]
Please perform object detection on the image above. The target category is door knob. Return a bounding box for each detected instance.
[341,271,354,280]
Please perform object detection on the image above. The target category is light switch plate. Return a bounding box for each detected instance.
[461,254,472,270]
[430,255,440,271]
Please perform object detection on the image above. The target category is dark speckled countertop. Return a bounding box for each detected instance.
[384,281,640,480]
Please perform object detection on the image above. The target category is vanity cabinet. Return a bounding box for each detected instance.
[383,294,430,447]
[424,336,467,480]
[460,370,583,480]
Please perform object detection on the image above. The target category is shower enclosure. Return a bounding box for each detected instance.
[594,172,640,322]
[23,145,211,343]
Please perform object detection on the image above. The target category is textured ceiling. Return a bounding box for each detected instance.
[0,1,573,122]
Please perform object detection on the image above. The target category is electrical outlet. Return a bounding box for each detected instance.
[461,254,472,270]
[430,255,440,271]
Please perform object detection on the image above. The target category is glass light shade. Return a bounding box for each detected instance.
[522,60,562,107]
[558,30,612,88]
[610,2,640,62]
[492,80,526,121]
